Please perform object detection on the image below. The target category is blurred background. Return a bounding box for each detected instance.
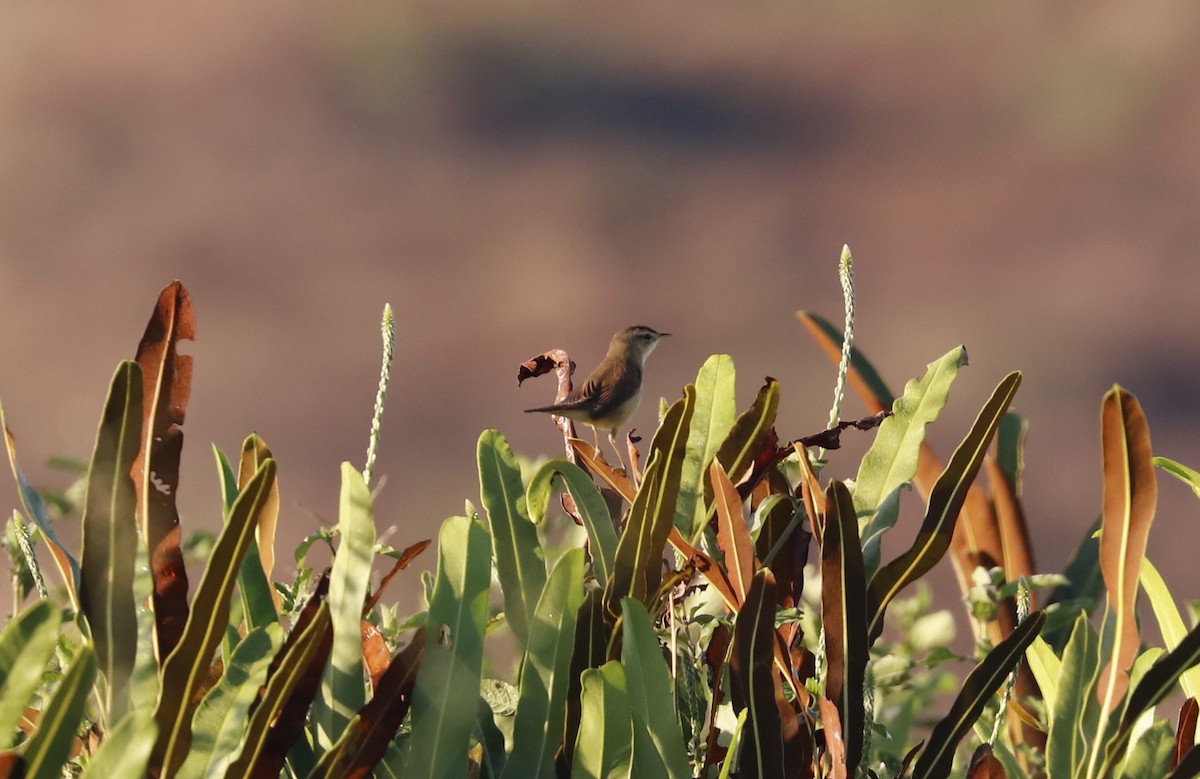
[2,1,1199,618]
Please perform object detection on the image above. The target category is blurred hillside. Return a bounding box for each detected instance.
[2,1,1199,613]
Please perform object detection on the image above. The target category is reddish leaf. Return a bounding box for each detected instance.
[363,539,432,613]
[966,744,1008,778]
[361,621,390,690]
[130,281,195,661]
[817,697,848,779]
[1175,698,1199,771]
[712,461,756,607]
[702,625,733,775]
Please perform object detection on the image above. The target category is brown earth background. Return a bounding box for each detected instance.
[2,2,1199,624]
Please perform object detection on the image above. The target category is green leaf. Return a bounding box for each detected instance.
[1025,635,1062,714]
[572,662,634,779]
[0,601,61,750]
[408,516,492,779]
[677,355,736,540]
[912,610,1046,779]
[710,378,778,508]
[152,459,277,778]
[866,371,1021,641]
[78,360,143,724]
[1117,719,1173,779]
[1,400,81,608]
[1045,611,1102,779]
[822,480,868,775]
[620,599,690,779]
[853,346,968,574]
[526,459,617,588]
[503,549,586,779]
[1140,559,1200,700]
[478,429,546,647]
[1153,456,1200,501]
[79,709,157,779]
[176,624,282,779]
[22,643,97,779]
[314,463,377,747]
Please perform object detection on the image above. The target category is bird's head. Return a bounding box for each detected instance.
[611,325,669,365]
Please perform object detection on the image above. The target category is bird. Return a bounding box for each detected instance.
[525,325,669,472]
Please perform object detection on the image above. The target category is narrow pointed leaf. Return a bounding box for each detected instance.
[1046,611,1102,779]
[527,459,617,588]
[479,429,546,647]
[408,516,491,779]
[560,585,610,773]
[2,401,81,607]
[131,281,195,663]
[1141,559,1200,699]
[152,459,276,778]
[503,549,586,779]
[912,610,1046,778]
[712,459,755,607]
[796,311,895,410]
[22,644,96,779]
[822,480,868,775]
[712,378,779,496]
[78,360,143,723]
[1154,457,1200,501]
[1174,699,1198,773]
[867,372,1021,640]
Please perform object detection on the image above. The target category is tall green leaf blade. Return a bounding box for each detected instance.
[561,585,611,772]
[78,710,157,779]
[78,360,143,724]
[22,644,96,779]
[572,661,634,779]
[822,480,868,775]
[1140,559,1200,700]
[152,459,277,779]
[912,610,1046,779]
[229,438,279,631]
[677,355,736,539]
[1097,387,1158,716]
[503,549,586,779]
[1154,456,1200,501]
[1118,720,1174,779]
[314,463,377,747]
[2,400,81,608]
[1025,635,1062,714]
[527,459,617,588]
[408,516,492,779]
[1045,611,1102,779]
[866,371,1021,641]
[478,429,546,647]
[0,601,61,749]
[175,624,282,779]
[620,599,690,779]
[606,389,693,610]
[853,346,968,574]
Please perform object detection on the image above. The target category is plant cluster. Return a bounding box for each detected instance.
[3,276,1200,779]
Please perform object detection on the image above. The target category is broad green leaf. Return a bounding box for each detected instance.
[1025,635,1062,713]
[314,463,377,747]
[996,411,1028,495]
[408,516,492,779]
[561,585,610,771]
[1046,612,1102,779]
[0,601,61,749]
[79,710,157,779]
[1141,559,1200,700]
[573,662,634,779]
[677,355,736,539]
[822,480,868,775]
[1,400,81,608]
[527,459,617,588]
[152,459,277,778]
[503,549,586,779]
[1118,719,1173,779]
[1097,387,1158,718]
[912,610,1046,778]
[478,429,546,647]
[853,346,967,574]
[176,624,282,779]
[867,372,1021,641]
[22,644,96,779]
[621,599,690,779]
[78,360,143,725]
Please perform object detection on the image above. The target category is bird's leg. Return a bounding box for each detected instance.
[607,431,627,474]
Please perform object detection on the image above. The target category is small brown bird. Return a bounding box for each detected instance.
[525,325,669,471]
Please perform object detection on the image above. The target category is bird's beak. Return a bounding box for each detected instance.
[660,332,672,338]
